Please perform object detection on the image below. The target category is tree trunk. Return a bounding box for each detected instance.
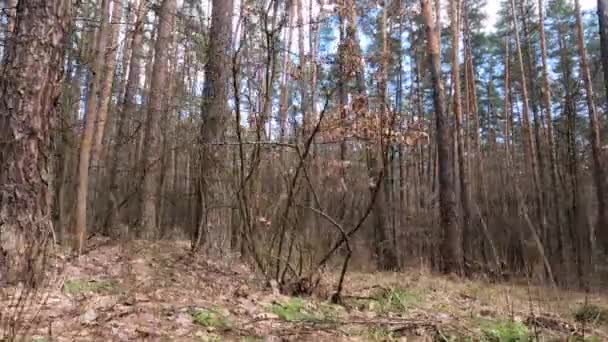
[598,0,608,104]
[450,0,471,266]
[195,0,234,246]
[104,0,146,234]
[74,0,113,254]
[538,0,567,266]
[91,0,121,174]
[373,0,398,270]
[140,0,177,237]
[574,0,608,255]
[0,0,71,284]
[510,0,544,233]
[421,0,462,274]
[278,0,294,142]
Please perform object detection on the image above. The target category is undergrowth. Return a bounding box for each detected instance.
[574,304,608,325]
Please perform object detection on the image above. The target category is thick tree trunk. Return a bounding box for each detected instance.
[421,0,462,274]
[195,0,233,247]
[200,0,234,144]
[0,0,71,284]
[140,0,177,237]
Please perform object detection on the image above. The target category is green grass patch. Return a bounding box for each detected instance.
[480,319,529,342]
[31,338,49,342]
[63,279,120,295]
[192,308,230,330]
[269,297,332,322]
[372,287,421,313]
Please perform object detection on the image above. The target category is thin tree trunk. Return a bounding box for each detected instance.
[297,0,309,137]
[74,0,113,254]
[574,0,608,255]
[91,0,121,170]
[510,0,544,233]
[104,0,146,234]
[598,0,608,104]
[278,0,294,142]
[538,0,567,266]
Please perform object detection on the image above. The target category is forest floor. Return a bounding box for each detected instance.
[3,238,608,341]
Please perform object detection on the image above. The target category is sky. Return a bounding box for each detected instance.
[485,0,597,32]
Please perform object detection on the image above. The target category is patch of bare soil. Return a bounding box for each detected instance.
[2,239,607,341]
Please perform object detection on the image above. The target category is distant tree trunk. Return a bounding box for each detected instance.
[510,0,544,233]
[91,0,121,173]
[599,0,608,103]
[421,0,462,274]
[104,0,146,234]
[74,0,113,254]
[278,1,294,142]
[1,0,18,60]
[574,0,608,255]
[373,0,398,270]
[538,0,567,265]
[519,1,547,229]
[139,0,177,237]
[0,0,71,284]
[297,0,309,137]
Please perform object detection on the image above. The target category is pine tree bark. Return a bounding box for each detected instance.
[574,0,608,255]
[0,0,71,284]
[194,0,233,246]
[74,0,113,253]
[139,0,177,237]
[200,0,234,143]
[421,0,462,274]
[450,0,471,266]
